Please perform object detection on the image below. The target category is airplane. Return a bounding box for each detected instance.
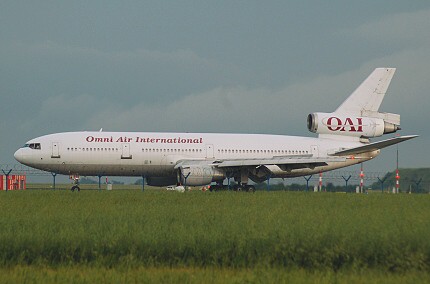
[14,68,417,191]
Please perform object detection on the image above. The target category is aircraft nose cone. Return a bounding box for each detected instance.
[14,149,24,163]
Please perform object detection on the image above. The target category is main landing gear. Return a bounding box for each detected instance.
[233,169,255,192]
[233,184,255,192]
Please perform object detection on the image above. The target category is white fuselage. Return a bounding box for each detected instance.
[14,131,377,183]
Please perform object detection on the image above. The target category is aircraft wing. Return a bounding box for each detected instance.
[213,156,345,168]
[332,135,418,156]
[174,156,347,184]
[175,156,346,172]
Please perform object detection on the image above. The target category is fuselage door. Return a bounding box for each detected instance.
[206,144,214,159]
[311,145,319,158]
[51,142,60,158]
[121,143,132,159]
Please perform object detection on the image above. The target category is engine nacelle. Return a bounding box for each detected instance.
[307,112,399,138]
[178,165,225,186]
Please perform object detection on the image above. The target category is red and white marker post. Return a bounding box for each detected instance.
[359,163,364,193]
[395,169,400,193]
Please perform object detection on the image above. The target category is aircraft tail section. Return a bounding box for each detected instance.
[307,68,401,141]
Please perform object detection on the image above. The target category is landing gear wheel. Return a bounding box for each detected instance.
[246,185,256,192]
[71,185,80,192]
[234,185,243,191]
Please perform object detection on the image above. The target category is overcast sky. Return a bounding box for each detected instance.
[1,1,429,177]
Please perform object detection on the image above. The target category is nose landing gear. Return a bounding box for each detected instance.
[71,185,80,192]
[70,175,80,192]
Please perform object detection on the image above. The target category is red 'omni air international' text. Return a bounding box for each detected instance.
[85,136,203,144]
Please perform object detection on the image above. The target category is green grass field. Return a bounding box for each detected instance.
[0,186,429,283]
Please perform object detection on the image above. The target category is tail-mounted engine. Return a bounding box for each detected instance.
[307,112,400,138]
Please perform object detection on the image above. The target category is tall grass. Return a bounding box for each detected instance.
[1,266,429,284]
[0,189,429,272]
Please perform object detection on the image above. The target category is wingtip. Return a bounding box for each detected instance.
[396,134,419,140]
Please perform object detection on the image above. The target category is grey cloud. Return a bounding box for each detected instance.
[354,9,430,45]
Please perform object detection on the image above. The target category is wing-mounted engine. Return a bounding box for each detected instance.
[307,112,400,138]
[176,161,225,186]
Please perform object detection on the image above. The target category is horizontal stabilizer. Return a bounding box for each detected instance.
[332,135,418,156]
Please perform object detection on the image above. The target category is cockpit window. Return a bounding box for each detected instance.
[23,143,41,150]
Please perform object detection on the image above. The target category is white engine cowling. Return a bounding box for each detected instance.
[307,112,399,138]
[178,165,225,186]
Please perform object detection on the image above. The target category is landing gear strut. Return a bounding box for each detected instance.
[70,175,80,192]
[234,169,255,192]
[209,170,256,192]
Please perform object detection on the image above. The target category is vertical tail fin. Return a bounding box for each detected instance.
[335,68,396,115]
